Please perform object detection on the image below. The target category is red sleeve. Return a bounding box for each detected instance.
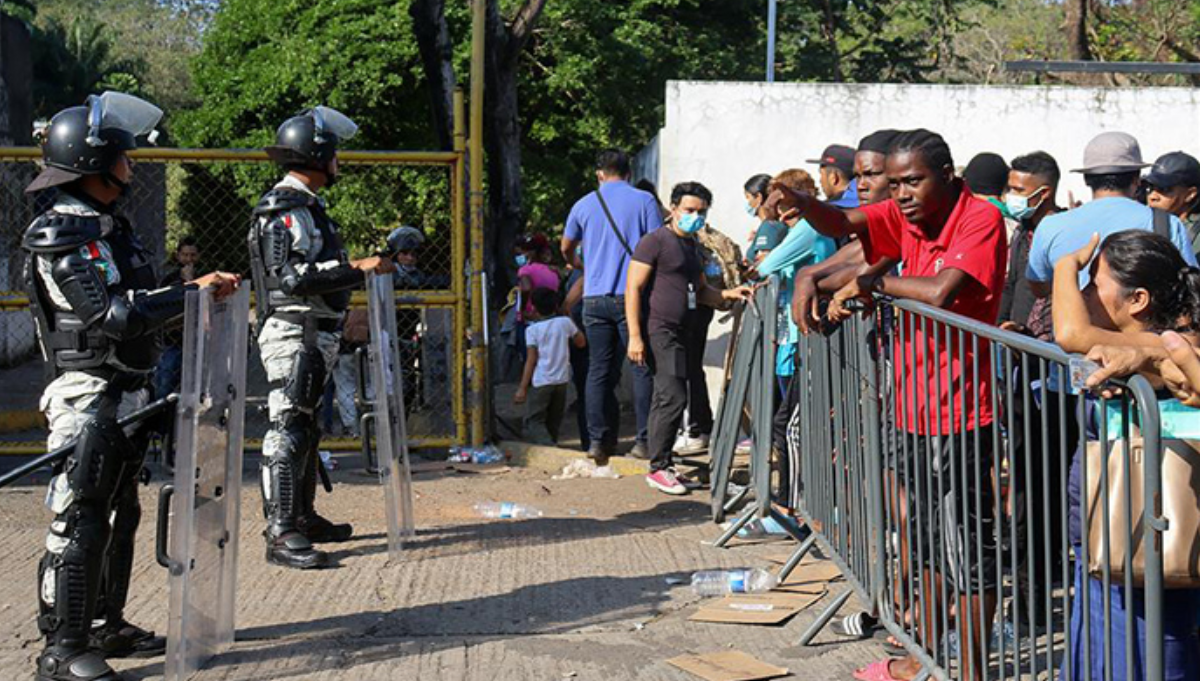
[857,200,903,265]
[941,202,1006,296]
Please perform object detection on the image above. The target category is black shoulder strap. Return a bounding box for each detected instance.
[594,189,633,257]
[1152,207,1171,240]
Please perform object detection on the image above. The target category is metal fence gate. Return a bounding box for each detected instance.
[0,145,471,454]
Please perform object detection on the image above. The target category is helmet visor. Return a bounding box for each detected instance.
[312,106,358,142]
[91,91,163,142]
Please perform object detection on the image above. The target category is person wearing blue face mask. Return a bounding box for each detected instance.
[625,182,753,495]
[999,151,1061,338]
[744,173,787,265]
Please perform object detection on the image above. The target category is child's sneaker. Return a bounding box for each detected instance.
[646,469,688,495]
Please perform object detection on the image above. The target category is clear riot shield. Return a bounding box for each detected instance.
[365,271,416,559]
[159,285,250,681]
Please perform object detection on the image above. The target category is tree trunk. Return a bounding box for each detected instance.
[482,0,547,296]
[818,0,843,81]
[409,0,456,150]
[1064,0,1092,61]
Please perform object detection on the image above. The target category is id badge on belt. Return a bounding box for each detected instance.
[687,282,697,310]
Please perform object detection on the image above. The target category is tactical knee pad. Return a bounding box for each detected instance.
[66,417,132,504]
[284,344,328,412]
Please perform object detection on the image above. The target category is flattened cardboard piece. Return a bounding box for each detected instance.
[774,560,843,593]
[667,651,789,681]
[689,592,821,625]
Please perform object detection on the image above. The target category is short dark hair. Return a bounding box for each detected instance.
[1084,171,1139,193]
[743,173,773,199]
[888,129,954,173]
[595,148,631,177]
[177,236,198,250]
[530,287,559,317]
[858,129,900,155]
[1010,151,1061,188]
[635,179,657,195]
[669,181,713,207]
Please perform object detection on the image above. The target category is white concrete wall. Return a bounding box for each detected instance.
[646,80,1200,410]
[654,80,1200,251]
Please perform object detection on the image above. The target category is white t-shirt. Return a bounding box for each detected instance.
[525,316,578,387]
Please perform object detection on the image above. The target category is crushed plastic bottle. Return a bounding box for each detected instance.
[449,445,506,464]
[474,501,543,519]
[470,445,506,464]
[690,568,778,596]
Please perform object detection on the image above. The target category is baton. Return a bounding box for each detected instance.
[0,394,178,489]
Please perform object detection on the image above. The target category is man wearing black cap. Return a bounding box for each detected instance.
[1145,151,1200,256]
[22,92,239,681]
[790,130,899,333]
[808,144,858,208]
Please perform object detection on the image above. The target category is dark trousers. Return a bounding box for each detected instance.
[569,341,590,451]
[582,295,652,448]
[647,328,694,472]
[683,305,714,437]
[1011,388,1079,622]
[524,382,568,445]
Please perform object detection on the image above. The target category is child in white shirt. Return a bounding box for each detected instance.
[515,288,585,444]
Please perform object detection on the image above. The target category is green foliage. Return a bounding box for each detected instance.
[30,15,146,116]
[174,0,455,258]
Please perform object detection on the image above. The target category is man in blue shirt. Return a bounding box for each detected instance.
[560,149,662,462]
[808,144,859,209]
[1027,131,1199,295]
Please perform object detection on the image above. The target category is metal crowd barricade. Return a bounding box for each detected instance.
[708,278,809,547]
[782,295,1169,681]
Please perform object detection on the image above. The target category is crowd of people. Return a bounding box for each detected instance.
[518,131,1200,680]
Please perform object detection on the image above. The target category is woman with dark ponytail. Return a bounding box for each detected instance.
[743,173,786,264]
[1053,229,1200,354]
[1053,229,1200,681]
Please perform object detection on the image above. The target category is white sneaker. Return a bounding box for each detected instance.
[673,433,710,454]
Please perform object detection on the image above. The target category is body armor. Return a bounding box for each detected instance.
[248,186,357,324]
[23,206,179,378]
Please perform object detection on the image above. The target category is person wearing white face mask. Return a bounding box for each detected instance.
[625,182,753,495]
[999,151,1062,338]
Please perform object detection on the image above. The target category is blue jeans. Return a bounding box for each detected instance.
[582,295,652,448]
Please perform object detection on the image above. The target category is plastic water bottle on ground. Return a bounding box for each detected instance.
[474,502,543,519]
[690,568,778,596]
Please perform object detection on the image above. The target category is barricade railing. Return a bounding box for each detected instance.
[775,295,1169,681]
[708,277,809,547]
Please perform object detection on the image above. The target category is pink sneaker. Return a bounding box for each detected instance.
[646,469,688,495]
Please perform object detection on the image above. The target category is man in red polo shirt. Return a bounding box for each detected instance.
[769,129,1006,681]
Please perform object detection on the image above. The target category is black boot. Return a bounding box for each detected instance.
[89,620,165,659]
[297,514,354,543]
[265,531,329,569]
[37,647,122,681]
[297,440,352,543]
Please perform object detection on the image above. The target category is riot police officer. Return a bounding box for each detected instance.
[248,106,393,569]
[22,92,238,681]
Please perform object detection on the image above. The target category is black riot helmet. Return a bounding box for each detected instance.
[265,106,358,173]
[26,91,163,193]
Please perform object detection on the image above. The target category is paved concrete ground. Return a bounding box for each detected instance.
[0,452,883,681]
